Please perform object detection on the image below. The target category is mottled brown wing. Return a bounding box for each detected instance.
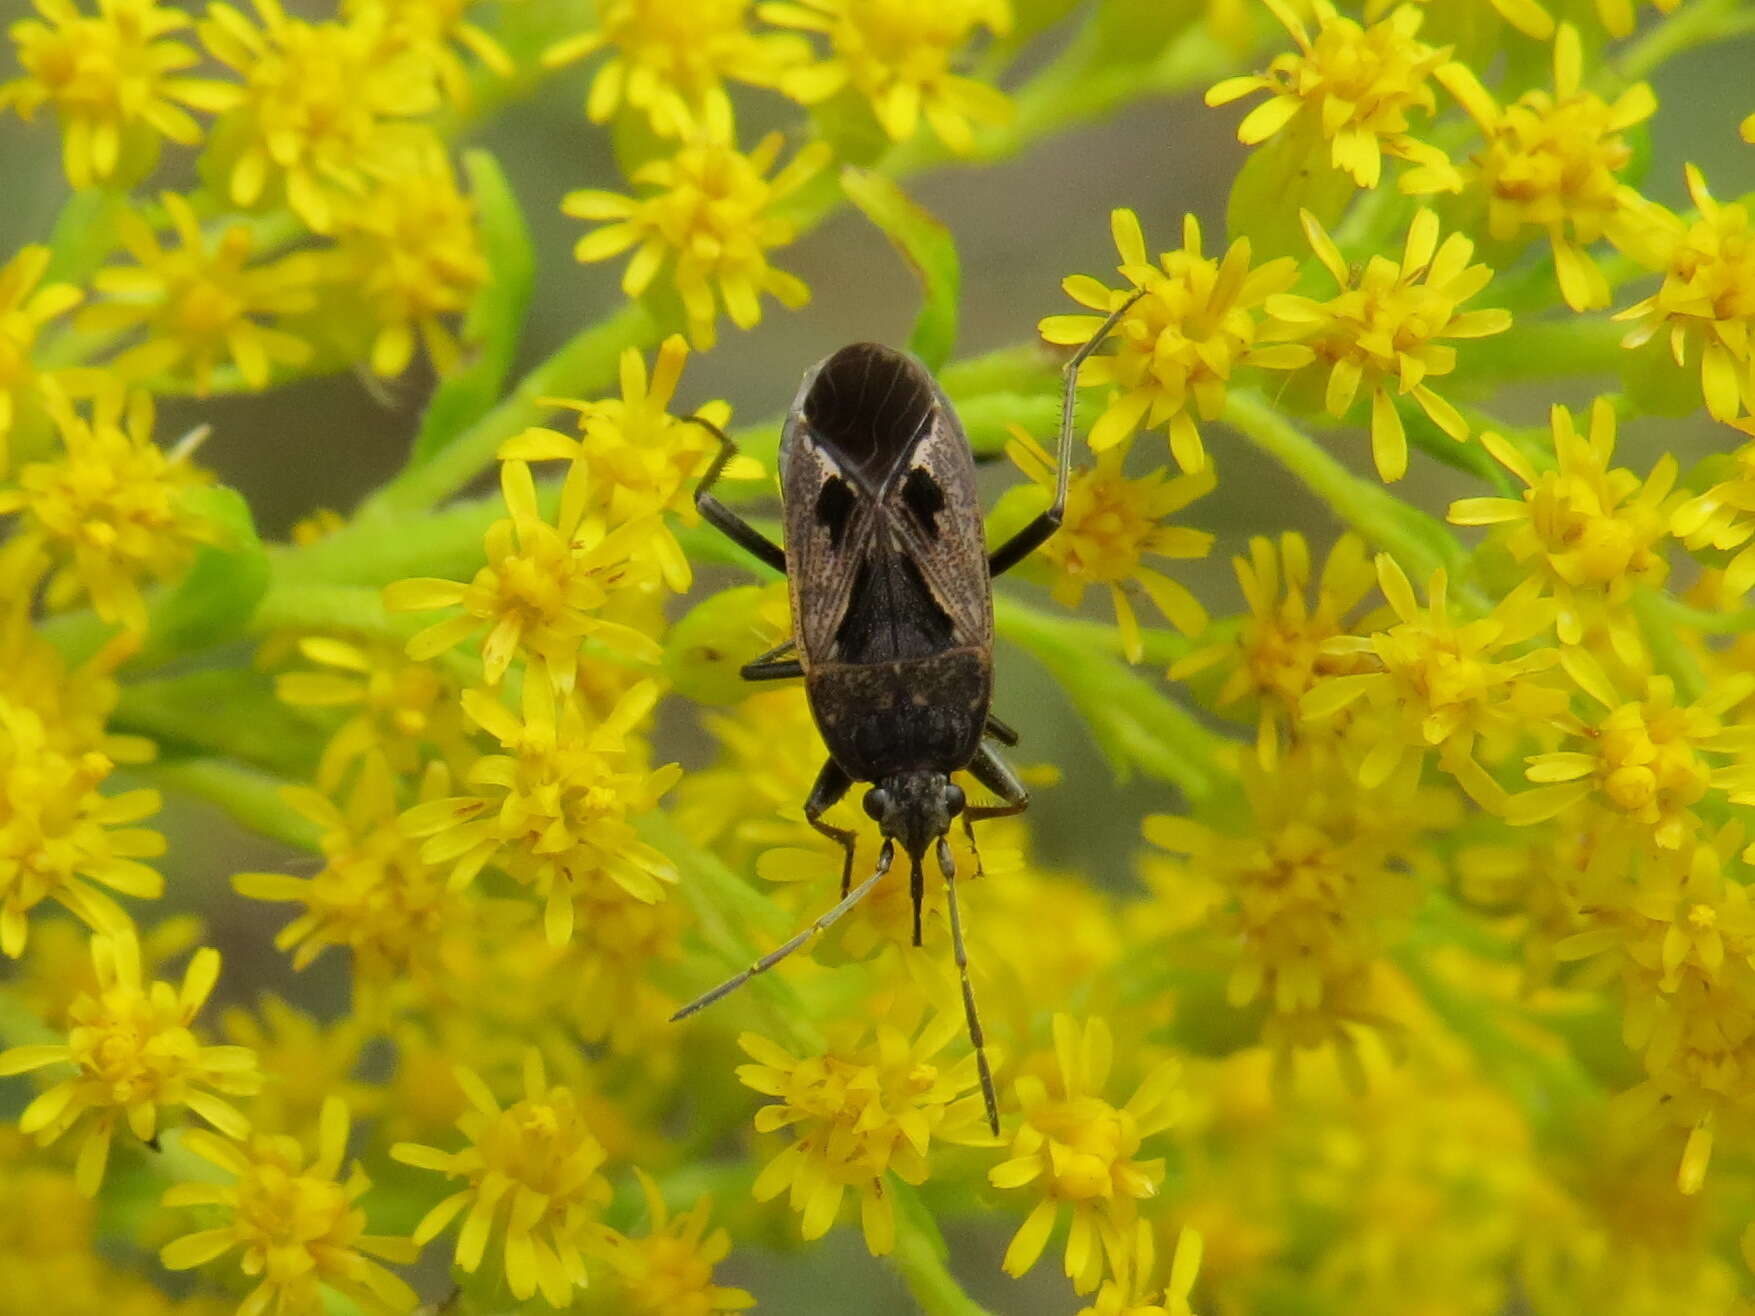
[778,344,992,669]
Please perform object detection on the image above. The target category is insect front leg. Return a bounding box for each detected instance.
[804,758,859,896]
[988,290,1147,577]
[671,842,896,1021]
[687,415,787,574]
[960,742,1031,878]
[983,711,1019,746]
[740,638,802,682]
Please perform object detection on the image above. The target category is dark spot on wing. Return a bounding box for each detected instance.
[804,343,935,486]
[901,466,944,538]
[815,475,857,549]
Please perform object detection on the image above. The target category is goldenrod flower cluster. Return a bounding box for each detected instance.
[4,3,1755,1315]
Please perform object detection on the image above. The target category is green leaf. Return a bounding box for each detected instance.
[138,484,270,665]
[117,670,327,778]
[407,149,536,468]
[841,168,961,371]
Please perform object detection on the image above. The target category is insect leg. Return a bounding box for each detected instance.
[741,638,802,682]
[943,852,1000,1135]
[983,711,1020,746]
[988,289,1147,577]
[959,742,1031,879]
[804,758,859,896]
[670,842,896,1021]
[965,742,1030,822]
[686,414,787,574]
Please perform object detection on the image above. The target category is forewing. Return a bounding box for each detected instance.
[780,417,881,664]
[881,406,993,652]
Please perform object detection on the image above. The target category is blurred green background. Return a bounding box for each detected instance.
[1,1,1753,1309]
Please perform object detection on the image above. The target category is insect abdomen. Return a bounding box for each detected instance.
[807,650,989,780]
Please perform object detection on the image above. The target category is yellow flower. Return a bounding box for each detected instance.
[161,1095,419,1315]
[327,142,487,377]
[398,679,680,946]
[763,0,1012,153]
[544,0,806,139]
[1171,532,1378,769]
[0,700,166,955]
[1616,164,1755,425]
[221,994,380,1139]
[81,192,320,394]
[0,927,259,1195]
[1144,744,1443,1066]
[1076,1222,1205,1316]
[1300,554,1562,807]
[1743,109,1754,145]
[501,334,760,592]
[1002,426,1215,661]
[383,458,662,691]
[198,0,440,233]
[0,597,153,762]
[1421,24,1656,311]
[598,1169,755,1314]
[0,387,220,632]
[0,244,82,473]
[1038,209,1310,471]
[1267,208,1512,482]
[1449,399,1677,650]
[0,0,240,189]
[672,684,833,869]
[737,999,988,1256]
[562,869,686,1052]
[272,633,471,792]
[563,128,830,349]
[1511,655,1755,852]
[345,0,513,109]
[232,755,467,1008]
[392,1049,613,1308]
[1672,425,1755,596]
[989,1014,1183,1294]
[1205,0,1458,191]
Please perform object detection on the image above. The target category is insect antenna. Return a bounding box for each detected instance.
[938,835,1000,1135]
[670,840,897,1022]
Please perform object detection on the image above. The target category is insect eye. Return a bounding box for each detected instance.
[943,784,965,816]
[863,788,891,821]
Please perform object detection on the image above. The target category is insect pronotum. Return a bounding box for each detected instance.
[673,295,1143,1134]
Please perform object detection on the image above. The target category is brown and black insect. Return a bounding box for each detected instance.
[672,300,1138,1133]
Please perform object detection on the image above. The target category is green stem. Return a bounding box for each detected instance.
[1617,0,1753,82]
[1633,589,1708,703]
[1221,390,1482,609]
[0,986,60,1050]
[889,1203,994,1316]
[140,759,321,851]
[359,302,658,518]
[1463,316,1628,383]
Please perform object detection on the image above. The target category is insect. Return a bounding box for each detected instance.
[672,297,1140,1134]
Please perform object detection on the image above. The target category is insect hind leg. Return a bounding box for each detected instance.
[686,414,787,574]
[988,290,1147,578]
[804,758,858,896]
